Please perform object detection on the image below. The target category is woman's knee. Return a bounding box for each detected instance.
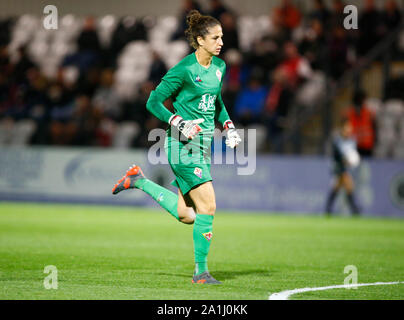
[178,207,196,224]
[196,201,216,215]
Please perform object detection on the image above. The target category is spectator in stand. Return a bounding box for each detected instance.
[129,81,165,148]
[234,70,268,126]
[345,89,376,157]
[263,42,313,142]
[328,25,349,79]
[63,16,103,75]
[222,49,246,120]
[309,0,331,29]
[171,0,203,41]
[77,16,101,53]
[92,68,121,121]
[380,0,402,57]
[70,94,100,146]
[64,17,102,74]
[272,0,302,36]
[248,9,289,75]
[299,18,327,71]
[381,0,402,32]
[109,16,148,65]
[357,0,383,57]
[329,0,345,29]
[263,67,293,144]
[0,18,12,47]
[220,12,240,54]
[148,51,168,86]
[276,41,313,89]
[49,94,100,146]
[209,0,230,21]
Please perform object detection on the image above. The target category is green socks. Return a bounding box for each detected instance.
[134,179,214,276]
[193,214,214,275]
[134,178,179,221]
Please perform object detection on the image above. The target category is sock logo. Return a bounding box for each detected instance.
[157,192,164,202]
[202,232,213,241]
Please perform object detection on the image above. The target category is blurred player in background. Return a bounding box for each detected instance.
[325,117,361,216]
[112,10,241,284]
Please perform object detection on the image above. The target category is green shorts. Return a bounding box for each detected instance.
[164,135,212,195]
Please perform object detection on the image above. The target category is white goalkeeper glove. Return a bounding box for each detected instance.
[223,120,241,148]
[169,115,204,140]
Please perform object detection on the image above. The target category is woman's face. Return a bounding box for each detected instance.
[197,24,223,56]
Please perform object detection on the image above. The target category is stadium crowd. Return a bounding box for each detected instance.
[0,0,403,155]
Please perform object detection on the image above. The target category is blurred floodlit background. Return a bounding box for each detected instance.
[0,0,403,216]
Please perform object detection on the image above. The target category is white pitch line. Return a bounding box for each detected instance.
[269,281,404,300]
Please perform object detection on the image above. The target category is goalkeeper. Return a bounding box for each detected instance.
[112,10,241,284]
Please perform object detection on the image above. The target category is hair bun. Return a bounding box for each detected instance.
[186,9,201,27]
[184,10,220,49]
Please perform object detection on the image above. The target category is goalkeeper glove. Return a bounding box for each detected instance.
[169,115,204,140]
[223,120,241,148]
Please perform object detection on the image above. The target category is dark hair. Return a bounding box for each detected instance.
[339,116,350,127]
[185,10,221,49]
[353,89,366,107]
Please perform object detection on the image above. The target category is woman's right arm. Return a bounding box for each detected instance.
[146,65,184,124]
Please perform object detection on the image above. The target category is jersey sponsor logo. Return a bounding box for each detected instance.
[216,69,222,81]
[198,94,216,112]
[195,75,202,83]
[194,167,203,178]
[202,232,213,241]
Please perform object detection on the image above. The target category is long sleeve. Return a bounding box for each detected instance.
[146,63,184,124]
[214,65,231,126]
[215,93,231,126]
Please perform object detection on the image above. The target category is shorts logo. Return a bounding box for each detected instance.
[216,69,222,81]
[194,167,202,178]
[202,232,213,241]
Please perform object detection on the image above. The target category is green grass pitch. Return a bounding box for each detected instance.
[0,202,403,300]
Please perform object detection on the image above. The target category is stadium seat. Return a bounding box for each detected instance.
[392,144,404,159]
[366,97,382,114]
[237,16,255,51]
[384,99,404,118]
[398,30,404,52]
[399,118,404,138]
[295,71,326,108]
[164,40,189,68]
[12,120,37,145]
[112,121,140,148]
[247,124,268,152]
[158,16,178,34]
[0,119,37,146]
[376,110,396,130]
[97,15,118,48]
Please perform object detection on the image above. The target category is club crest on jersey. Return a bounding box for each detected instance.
[202,232,213,241]
[216,69,222,81]
[195,75,202,83]
[194,167,202,178]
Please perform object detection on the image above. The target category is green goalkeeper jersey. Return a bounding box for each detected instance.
[146,52,231,147]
